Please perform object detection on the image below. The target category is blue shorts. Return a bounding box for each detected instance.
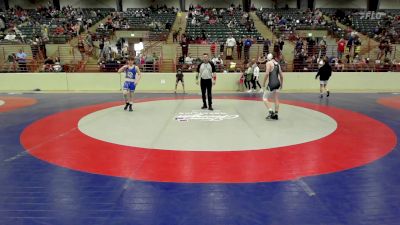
[123,81,136,91]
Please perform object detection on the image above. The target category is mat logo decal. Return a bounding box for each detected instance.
[174,110,239,122]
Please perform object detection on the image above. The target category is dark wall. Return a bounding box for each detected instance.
[0,0,9,10]
[368,0,379,11]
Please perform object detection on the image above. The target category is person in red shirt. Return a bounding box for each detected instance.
[210,42,217,56]
[337,38,346,59]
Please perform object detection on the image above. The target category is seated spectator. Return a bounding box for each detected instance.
[16,49,27,72]
[184,54,194,70]
[335,59,345,72]
[258,53,267,64]
[43,56,54,72]
[55,25,65,35]
[212,55,224,71]
[53,61,62,72]
[5,53,17,72]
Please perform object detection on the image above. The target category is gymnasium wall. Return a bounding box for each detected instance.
[379,0,400,9]
[315,0,367,9]
[122,0,179,10]
[1,73,399,92]
[9,0,49,9]
[251,0,297,9]
[10,0,299,10]
[59,0,116,9]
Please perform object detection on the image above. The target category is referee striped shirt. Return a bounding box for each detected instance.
[197,61,216,79]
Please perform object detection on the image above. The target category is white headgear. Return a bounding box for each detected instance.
[267,53,273,61]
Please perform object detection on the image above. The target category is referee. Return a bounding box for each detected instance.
[196,53,216,110]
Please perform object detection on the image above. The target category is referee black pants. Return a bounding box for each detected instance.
[200,78,212,107]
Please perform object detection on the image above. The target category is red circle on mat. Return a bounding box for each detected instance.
[377,96,400,110]
[0,96,37,112]
[20,97,397,183]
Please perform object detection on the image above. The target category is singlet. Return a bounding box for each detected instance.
[268,61,281,91]
[125,66,137,81]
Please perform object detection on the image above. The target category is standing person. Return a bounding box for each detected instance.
[236,38,243,60]
[196,53,216,110]
[244,62,254,92]
[315,57,332,98]
[175,68,185,93]
[252,60,262,92]
[181,35,189,57]
[243,36,252,60]
[263,53,283,120]
[225,35,236,60]
[263,38,271,55]
[337,38,346,59]
[118,57,142,112]
[78,39,85,60]
[318,36,327,59]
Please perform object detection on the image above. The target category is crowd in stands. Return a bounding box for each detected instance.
[97,5,177,41]
[182,4,262,44]
[257,8,328,39]
[0,4,112,45]
[1,4,399,73]
[95,37,160,72]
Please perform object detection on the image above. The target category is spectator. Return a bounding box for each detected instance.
[225,35,236,60]
[42,56,54,72]
[278,37,284,52]
[354,39,361,58]
[5,53,17,72]
[185,54,194,70]
[16,49,27,72]
[210,41,217,56]
[263,38,271,55]
[236,38,243,60]
[99,38,105,58]
[337,38,346,59]
[77,39,85,60]
[85,32,94,55]
[244,36,252,60]
[318,36,327,59]
[211,55,223,71]
[180,36,189,57]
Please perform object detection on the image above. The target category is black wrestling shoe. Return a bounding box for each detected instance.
[266,111,274,120]
[272,113,279,120]
[327,91,330,97]
[124,103,129,110]
[129,104,133,112]
[208,106,214,111]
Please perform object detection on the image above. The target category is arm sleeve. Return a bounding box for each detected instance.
[197,63,202,73]
[210,62,216,73]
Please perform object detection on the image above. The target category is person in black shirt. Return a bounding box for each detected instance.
[236,39,243,60]
[315,57,332,98]
[175,68,185,93]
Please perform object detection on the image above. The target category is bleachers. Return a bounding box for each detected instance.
[114,8,176,41]
[186,10,262,41]
[256,8,327,39]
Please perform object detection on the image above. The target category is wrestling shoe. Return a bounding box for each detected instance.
[124,103,129,111]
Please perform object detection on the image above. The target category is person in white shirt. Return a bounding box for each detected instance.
[252,60,262,92]
[225,35,236,60]
[134,39,144,56]
[185,54,194,70]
